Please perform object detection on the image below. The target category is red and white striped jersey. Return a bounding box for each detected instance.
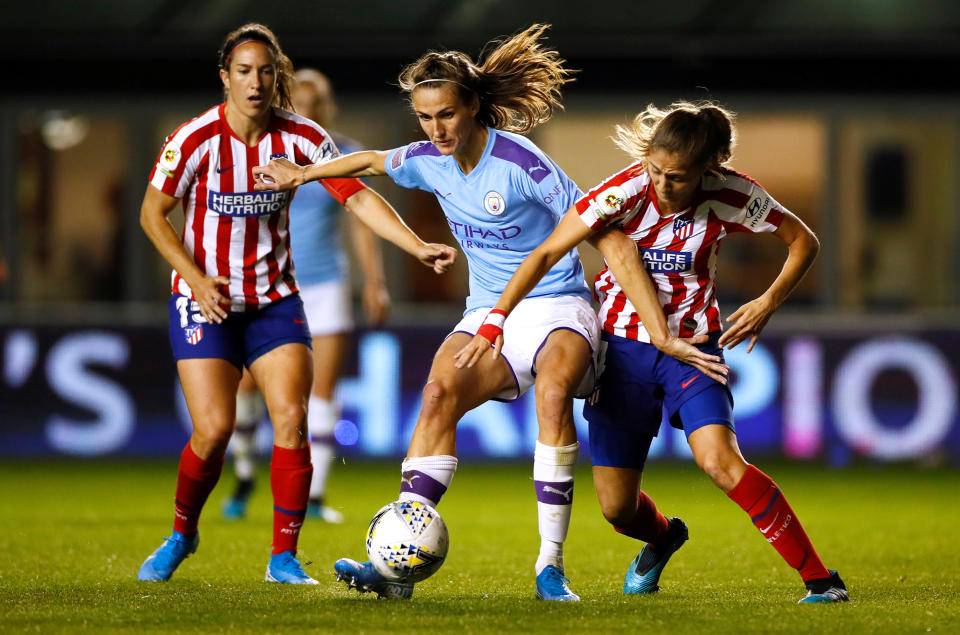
[148,103,365,311]
[575,162,786,341]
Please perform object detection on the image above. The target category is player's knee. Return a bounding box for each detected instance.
[535,377,573,416]
[420,379,459,417]
[192,421,233,456]
[598,499,636,527]
[695,451,739,492]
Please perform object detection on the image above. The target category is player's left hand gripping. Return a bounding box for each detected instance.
[419,243,457,274]
[453,309,505,368]
[253,158,303,191]
[661,337,729,384]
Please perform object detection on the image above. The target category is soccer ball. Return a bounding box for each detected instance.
[365,500,448,583]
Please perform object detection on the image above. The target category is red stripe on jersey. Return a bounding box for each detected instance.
[603,275,628,334]
[151,119,218,197]
[242,143,262,308]
[215,135,234,284]
[264,211,284,302]
[710,186,749,211]
[270,131,297,297]
[274,115,326,147]
[187,151,212,298]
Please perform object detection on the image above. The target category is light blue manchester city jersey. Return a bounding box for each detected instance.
[385,128,589,314]
[289,133,362,286]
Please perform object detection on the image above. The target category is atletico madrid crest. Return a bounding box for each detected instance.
[673,216,694,240]
[184,324,203,345]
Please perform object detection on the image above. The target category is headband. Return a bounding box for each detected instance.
[412,78,470,90]
[223,38,267,68]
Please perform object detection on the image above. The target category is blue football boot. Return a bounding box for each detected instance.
[265,550,319,584]
[222,478,254,520]
[798,570,849,604]
[221,497,248,520]
[306,499,344,523]
[535,565,580,602]
[623,517,688,594]
[137,530,199,581]
[334,558,413,599]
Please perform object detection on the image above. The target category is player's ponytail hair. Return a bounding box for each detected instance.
[218,23,294,110]
[614,101,736,171]
[398,24,574,134]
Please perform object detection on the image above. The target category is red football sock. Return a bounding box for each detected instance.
[613,490,670,547]
[173,443,224,536]
[271,445,312,555]
[727,464,830,582]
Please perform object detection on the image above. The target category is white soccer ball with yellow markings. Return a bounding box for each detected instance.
[365,500,448,583]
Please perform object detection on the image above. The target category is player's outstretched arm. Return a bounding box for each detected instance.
[593,230,728,384]
[453,207,592,368]
[253,151,391,191]
[139,185,229,323]
[718,211,819,352]
[344,187,457,275]
[348,212,390,327]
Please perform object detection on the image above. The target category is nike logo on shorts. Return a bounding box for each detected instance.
[294,318,305,324]
[681,375,699,389]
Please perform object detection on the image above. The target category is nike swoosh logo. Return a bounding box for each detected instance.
[294,318,305,324]
[759,513,779,534]
[217,165,234,173]
[681,375,699,389]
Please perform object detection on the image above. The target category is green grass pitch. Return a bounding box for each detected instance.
[1,458,958,633]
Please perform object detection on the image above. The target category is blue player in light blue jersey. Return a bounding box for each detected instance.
[224,69,389,524]
[255,25,599,601]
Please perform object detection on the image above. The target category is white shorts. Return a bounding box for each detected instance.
[298,280,353,337]
[451,295,601,401]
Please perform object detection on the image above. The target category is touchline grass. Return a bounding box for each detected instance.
[1,458,957,633]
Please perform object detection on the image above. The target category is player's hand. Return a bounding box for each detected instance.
[190,275,231,324]
[417,243,457,274]
[718,295,776,353]
[453,309,506,368]
[658,336,729,384]
[363,281,390,327]
[252,158,305,191]
[453,333,504,368]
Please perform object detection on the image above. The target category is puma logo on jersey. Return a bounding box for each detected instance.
[528,162,547,175]
[401,473,420,488]
[542,485,573,502]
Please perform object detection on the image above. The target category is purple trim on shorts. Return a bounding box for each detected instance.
[447,329,520,402]
[531,326,595,378]
[534,479,574,505]
[400,470,447,504]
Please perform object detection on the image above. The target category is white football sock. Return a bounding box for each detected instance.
[533,441,579,574]
[232,390,264,480]
[398,455,458,507]
[308,397,338,501]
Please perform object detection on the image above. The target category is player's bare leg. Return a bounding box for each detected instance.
[593,466,687,594]
[139,359,241,581]
[250,343,318,584]
[688,424,848,603]
[336,333,513,598]
[403,333,514,502]
[530,329,591,601]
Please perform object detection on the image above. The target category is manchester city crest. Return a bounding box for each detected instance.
[484,191,505,216]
